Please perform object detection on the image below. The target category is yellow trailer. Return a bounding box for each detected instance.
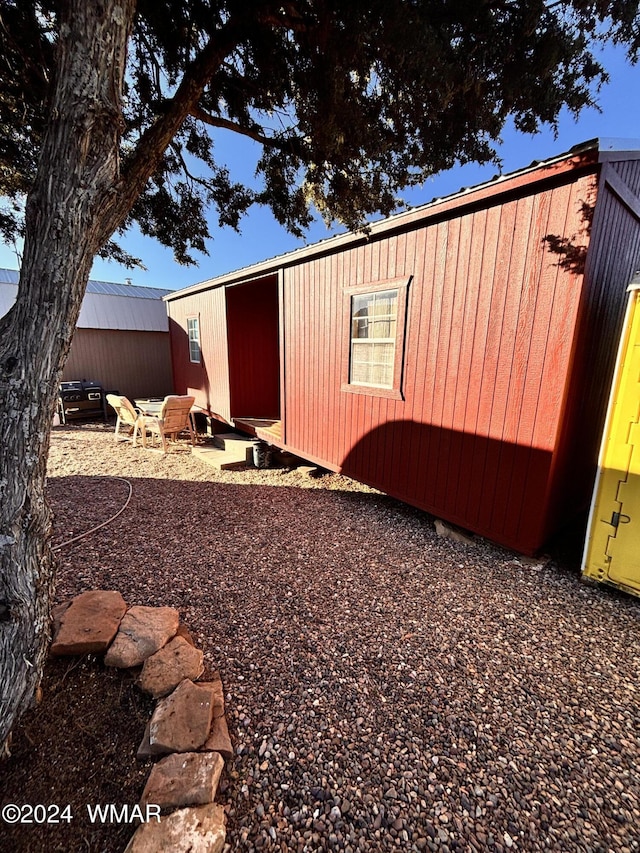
[582,277,640,596]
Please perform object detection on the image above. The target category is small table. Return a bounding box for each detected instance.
[134,399,163,417]
[134,399,202,436]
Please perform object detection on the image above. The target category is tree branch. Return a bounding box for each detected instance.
[102,16,245,242]
[170,140,215,191]
[190,105,296,148]
[136,27,164,96]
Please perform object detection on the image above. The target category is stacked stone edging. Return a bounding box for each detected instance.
[50,589,230,853]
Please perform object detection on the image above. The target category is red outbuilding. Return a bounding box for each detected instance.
[165,139,640,554]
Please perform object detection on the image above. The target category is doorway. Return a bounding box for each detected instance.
[226,275,280,422]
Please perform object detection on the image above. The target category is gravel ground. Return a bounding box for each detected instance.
[46,422,640,853]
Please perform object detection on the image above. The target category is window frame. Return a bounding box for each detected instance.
[187,315,202,364]
[341,277,411,400]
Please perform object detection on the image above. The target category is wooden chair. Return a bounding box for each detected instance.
[136,395,196,453]
[106,394,143,442]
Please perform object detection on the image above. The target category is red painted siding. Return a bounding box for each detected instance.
[226,276,280,419]
[165,146,640,554]
[167,285,231,422]
[281,165,615,553]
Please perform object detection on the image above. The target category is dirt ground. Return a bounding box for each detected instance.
[0,422,388,853]
[1,421,639,853]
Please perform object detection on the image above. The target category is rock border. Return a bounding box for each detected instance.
[50,589,229,852]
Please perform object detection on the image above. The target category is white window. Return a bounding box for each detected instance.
[342,277,410,400]
[187,316,201,363]
[350,288,398,388]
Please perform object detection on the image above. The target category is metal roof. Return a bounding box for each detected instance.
[84,279,173,300]
[166,137,640,303]
[0,282,17,317]
[0,268,19,284]
[0,270,172,331]
[0,268,172,299]
[76,291,169,331]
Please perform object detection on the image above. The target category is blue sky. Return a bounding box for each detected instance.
[1,40,639,292]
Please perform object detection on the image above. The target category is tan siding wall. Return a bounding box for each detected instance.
[62,329,173,400]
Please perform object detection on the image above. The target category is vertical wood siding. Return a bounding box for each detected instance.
[62,329,173,400]
[281,166,615,553]
[167,286,231,422]
[165,151,640,554]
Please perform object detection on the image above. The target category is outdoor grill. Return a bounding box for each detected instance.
[57,380,107,424]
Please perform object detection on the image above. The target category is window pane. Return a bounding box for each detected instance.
[349,290,399,389]
[350,353,370,385]
[351,340,395,387]
[349,288,399,388]
[373,290,397,316]
[187,318,201,362]
[352,317,369,339]
[370,318,397,338]
[352,295,370,319]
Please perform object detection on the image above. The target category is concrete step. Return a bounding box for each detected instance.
[212,432,256,461]
[192,445,250,470]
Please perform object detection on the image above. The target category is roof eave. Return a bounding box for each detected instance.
[164,138,621,303]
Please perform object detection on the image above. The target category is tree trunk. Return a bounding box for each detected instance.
[0,0,135,754]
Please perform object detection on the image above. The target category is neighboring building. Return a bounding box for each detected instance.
[0,270,174,400]
[165,139,640,554]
